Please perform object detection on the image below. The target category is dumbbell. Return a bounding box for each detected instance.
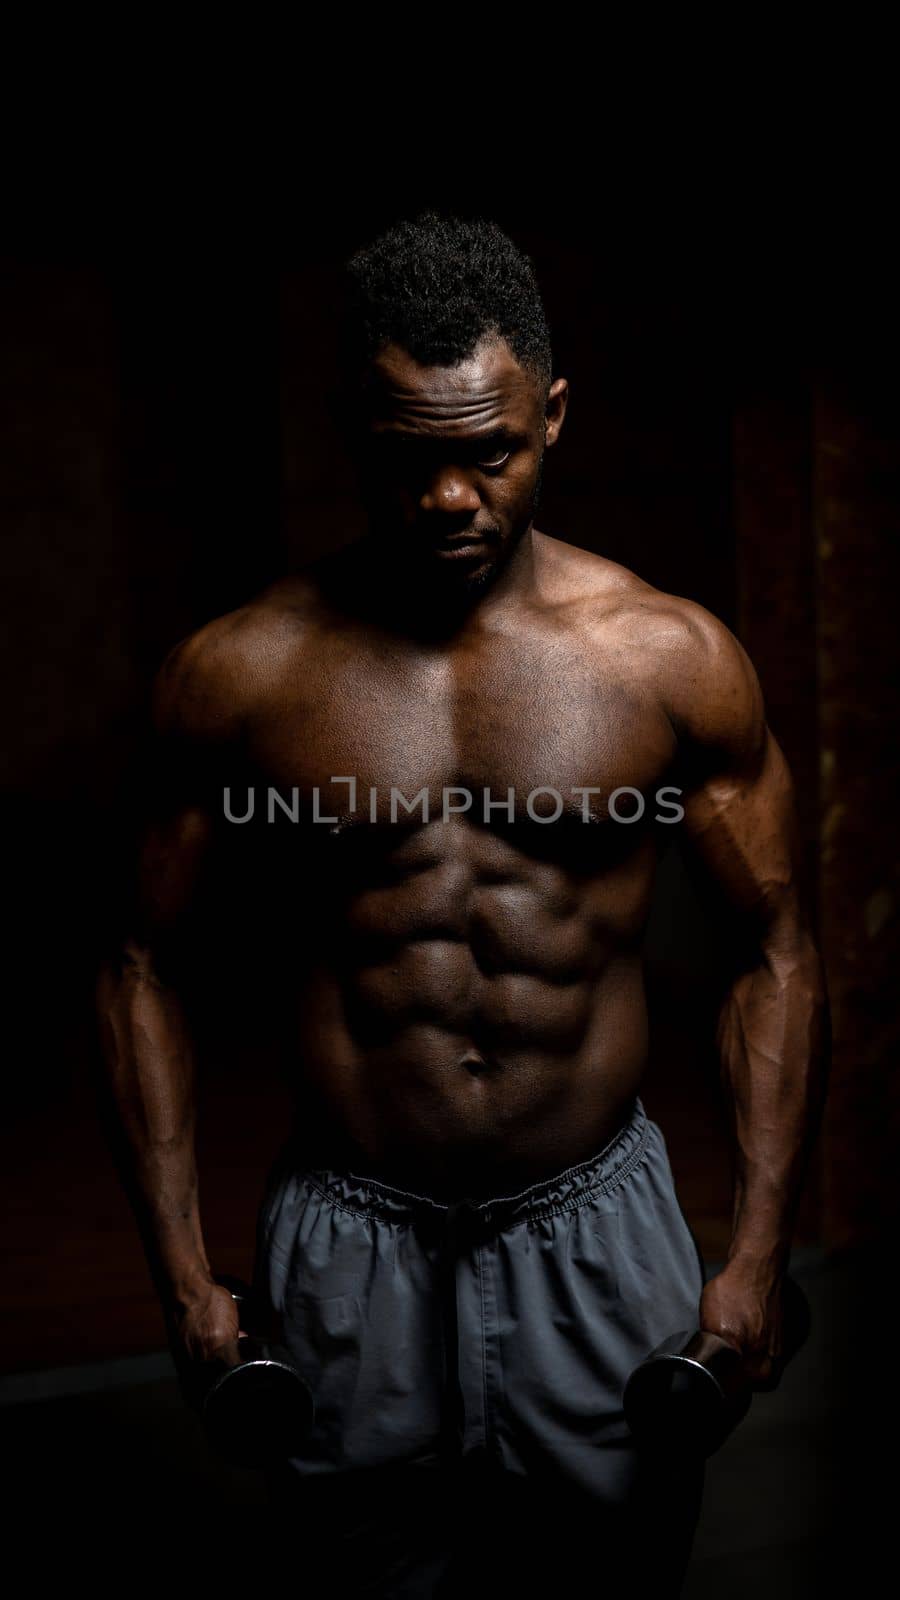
[622,1273,812,1458]
[187,1273,316,1470]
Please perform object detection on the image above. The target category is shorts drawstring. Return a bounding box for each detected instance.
[438,1201,470,1461]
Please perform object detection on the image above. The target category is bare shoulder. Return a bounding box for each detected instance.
[537,533,766,763]
[151,572,322,743]
[534,531,658,613]
[642,588,766,764]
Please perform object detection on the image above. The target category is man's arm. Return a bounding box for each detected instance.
[95,627,242,1362]
[661,600,831,1381]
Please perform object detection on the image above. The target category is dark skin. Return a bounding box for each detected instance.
[96,333,829,1394]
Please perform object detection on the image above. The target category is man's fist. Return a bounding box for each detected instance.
[698,1261,786,1389]
[170,1280,242,1366]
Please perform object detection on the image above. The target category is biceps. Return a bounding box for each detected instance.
[677,729,801,935]
[138,807,214,925]
[108,806,217,977]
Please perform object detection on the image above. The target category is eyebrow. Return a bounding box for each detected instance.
[372,426,522,452]
[470,428,518,448]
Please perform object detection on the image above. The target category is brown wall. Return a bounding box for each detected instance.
[815,372,900,1248]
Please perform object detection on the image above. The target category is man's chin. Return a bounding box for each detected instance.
[415,550,500,599]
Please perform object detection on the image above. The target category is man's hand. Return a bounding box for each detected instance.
[170,1280,242,1365]
[698,1260,786,1390]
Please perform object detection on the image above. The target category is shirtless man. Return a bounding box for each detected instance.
[96,212,829,1595]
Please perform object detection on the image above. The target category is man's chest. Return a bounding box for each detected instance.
[236,629,678,825]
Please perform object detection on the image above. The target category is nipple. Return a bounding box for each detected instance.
[460,1050,489,1076]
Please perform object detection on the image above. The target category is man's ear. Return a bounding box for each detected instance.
[544,377,569,447]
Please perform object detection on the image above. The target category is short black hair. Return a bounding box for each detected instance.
[338,210,553,401]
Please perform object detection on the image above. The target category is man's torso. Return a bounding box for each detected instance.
[179,533,699,1199]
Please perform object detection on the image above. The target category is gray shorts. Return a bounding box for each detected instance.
[249,1107,707,1593]
[252,1095,708,1591]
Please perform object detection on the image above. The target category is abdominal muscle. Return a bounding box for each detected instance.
[284,843,654,1199]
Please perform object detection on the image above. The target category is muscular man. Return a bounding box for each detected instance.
[96,212,829,1595]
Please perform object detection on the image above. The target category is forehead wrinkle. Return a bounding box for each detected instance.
[373,391,513,434]
[368,338,538,434]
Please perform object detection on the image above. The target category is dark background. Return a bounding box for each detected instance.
[1,178,897,1580]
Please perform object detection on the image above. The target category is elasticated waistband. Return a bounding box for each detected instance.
[295,1095,650,1236]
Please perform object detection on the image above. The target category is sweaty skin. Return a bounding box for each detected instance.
[96,335,829,1384]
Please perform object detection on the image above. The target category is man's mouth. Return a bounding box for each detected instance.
[431,538,487,560]
[423,527,498,560]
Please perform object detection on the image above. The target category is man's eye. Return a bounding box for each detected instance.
[478,449,510,470]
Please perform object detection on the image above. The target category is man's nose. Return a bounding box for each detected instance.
[418,465,481,516]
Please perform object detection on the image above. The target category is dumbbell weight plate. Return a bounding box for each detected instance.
[197,1276,316,1470]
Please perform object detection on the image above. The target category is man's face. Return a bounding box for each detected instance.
[351,334,567,597]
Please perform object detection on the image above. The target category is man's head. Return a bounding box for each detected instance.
[337,211,568,602]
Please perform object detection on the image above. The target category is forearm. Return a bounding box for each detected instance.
[95,940,214,1309]
[717,923,830,1278]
